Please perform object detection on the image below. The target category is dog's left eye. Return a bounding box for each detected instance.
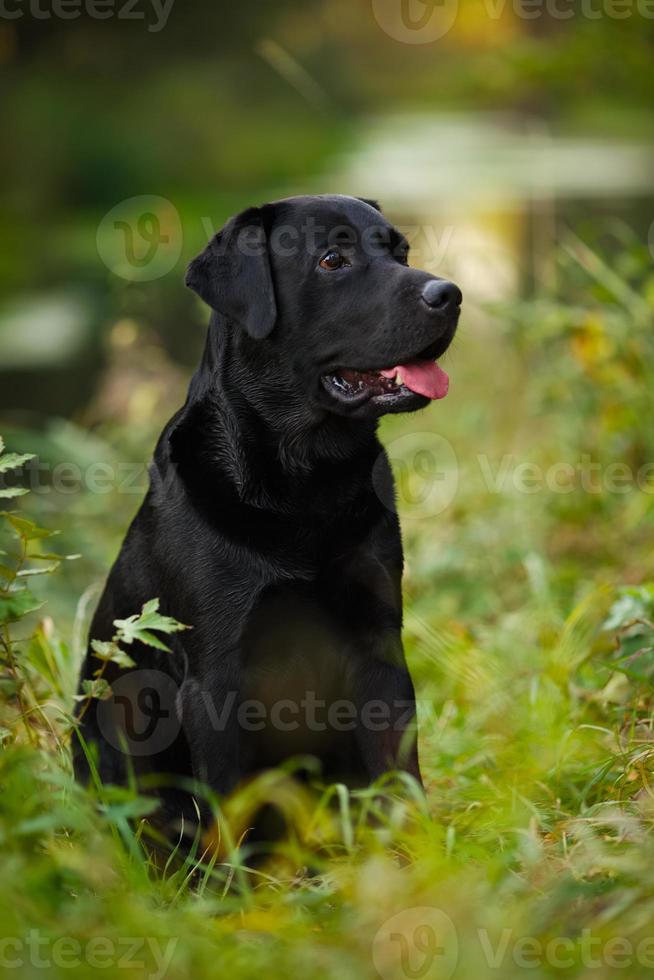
[319,250,347,271]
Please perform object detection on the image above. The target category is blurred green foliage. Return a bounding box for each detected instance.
[1,225,654,978]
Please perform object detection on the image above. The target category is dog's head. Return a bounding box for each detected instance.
[186,195,461,420]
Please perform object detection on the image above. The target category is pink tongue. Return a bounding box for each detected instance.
[381,360,449,400]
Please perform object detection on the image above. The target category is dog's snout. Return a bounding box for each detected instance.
[421,278,462,314]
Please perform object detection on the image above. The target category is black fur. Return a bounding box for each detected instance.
[73,194,461,833]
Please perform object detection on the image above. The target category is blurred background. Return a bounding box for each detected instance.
[3,7,654,968]
[1,0,653,633]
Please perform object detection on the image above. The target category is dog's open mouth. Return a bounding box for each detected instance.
[322,358,449,406]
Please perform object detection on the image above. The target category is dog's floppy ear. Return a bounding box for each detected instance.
[358,198,382,213]
[185,206,277,339]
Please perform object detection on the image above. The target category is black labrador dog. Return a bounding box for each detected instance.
[74,195,461,831]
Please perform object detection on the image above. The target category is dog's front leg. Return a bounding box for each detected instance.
[178,656,243,810]
[352,652,423,787]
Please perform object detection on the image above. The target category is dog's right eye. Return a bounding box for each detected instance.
[319,250,346,271]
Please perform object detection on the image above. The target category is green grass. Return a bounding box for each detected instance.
[1,228,654,979]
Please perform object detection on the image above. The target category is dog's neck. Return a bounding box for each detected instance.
[170,318,382,514]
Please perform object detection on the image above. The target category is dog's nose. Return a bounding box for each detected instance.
[422,278,462,314]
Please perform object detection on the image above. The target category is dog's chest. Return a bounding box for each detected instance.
[240,586,354,764]
[241,587,351,702]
